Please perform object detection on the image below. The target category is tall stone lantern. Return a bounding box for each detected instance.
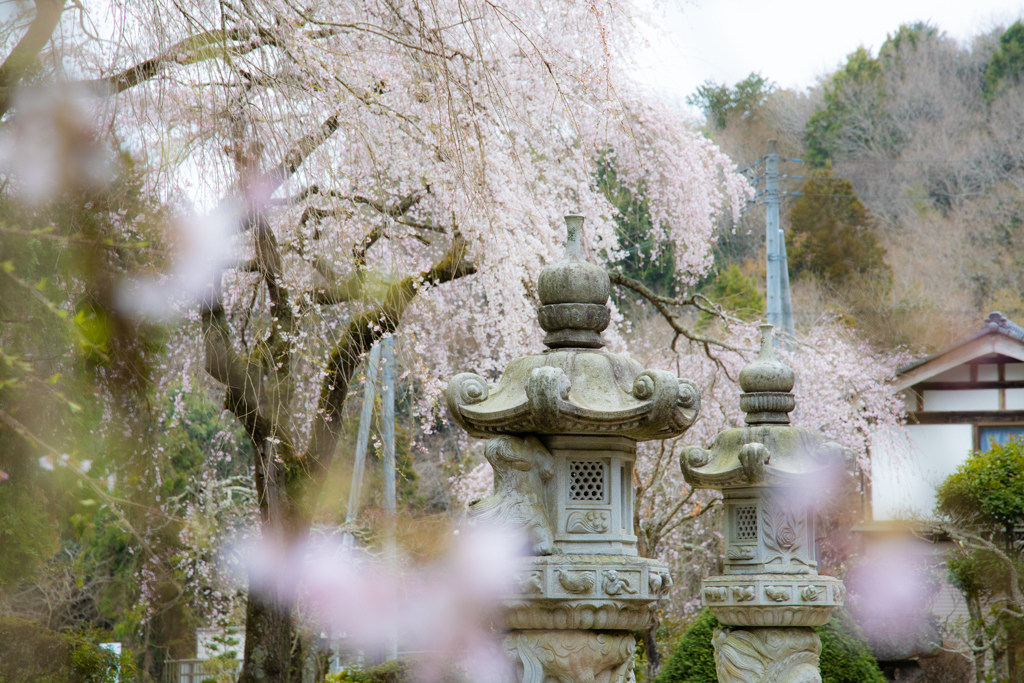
[446,216,703,683]
[680,325,848,683]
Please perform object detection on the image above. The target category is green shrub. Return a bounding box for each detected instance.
[327,659,465,683]
[655,608,885,683]
[0,616,121,682]
[654,610,720,683]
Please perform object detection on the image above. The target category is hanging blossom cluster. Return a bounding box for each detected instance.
[92,0,749,434]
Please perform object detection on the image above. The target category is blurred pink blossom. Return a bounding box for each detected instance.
[237,525,522,680]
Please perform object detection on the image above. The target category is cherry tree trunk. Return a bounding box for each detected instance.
[239,589,295,683]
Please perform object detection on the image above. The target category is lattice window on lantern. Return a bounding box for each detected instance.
[569,460,606,502]
[734,505,758,540]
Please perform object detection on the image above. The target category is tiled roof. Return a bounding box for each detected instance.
[897,312,1024,375]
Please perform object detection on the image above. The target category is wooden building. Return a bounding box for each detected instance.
[870,311,1024,522]
[857,312,1024,655]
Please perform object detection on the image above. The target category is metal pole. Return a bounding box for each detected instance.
[765,140,782,329]
[345,344,382,528]
[380,336,398,661]
[779,227,795,339]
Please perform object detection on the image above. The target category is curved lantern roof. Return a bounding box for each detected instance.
[445,216,700,441]
[681,325,851,490]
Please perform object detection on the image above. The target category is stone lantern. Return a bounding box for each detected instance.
[446,216,703,683]
[680,325,848,683]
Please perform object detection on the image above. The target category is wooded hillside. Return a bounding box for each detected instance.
[690,21,1024,352]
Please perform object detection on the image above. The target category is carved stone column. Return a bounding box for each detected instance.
[680,325,849,683]
[446,216,702,683]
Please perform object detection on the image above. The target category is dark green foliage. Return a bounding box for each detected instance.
[699,264,764,327]
[786,170,889,285]
[878,23,939,66]
[655,609,885,683]
[816,608,888,683]
[653,609,719,683]
[687,73,774,130]
[936,439,1024,679]
[937,438,1024,602]
[0,616,123,682]
[805,47,884,166]
[984,21,1024,100]
[596,154,676,295]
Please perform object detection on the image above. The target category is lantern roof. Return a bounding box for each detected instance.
[445,216,700,441]
[681,325,850,489]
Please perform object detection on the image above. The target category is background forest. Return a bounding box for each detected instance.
[688,21,1024,353]
[1,5,1022,683]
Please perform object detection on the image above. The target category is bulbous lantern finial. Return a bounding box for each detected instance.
[536,215,611,349]
[739,324,796,424]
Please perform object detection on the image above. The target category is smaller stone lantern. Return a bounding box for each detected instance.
[680,325,848,683]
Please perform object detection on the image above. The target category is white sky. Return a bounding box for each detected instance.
[635,0,1024,112]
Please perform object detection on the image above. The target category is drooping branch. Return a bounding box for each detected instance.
[0,0,65,118]
[201,111,342,459]
[299,233,475,500]
[609,271,746,380]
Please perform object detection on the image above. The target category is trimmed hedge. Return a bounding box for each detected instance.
[0,616,120,683]
[328,659,465,683]
[655,608,885,683]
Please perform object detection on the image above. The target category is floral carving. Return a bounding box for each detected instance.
[761,495,813,571]
[566,510,610,534]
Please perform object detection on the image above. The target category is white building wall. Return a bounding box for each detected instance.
[1007,388,1024,410]
[1006,363,1024,380]
[922,389,999,411]
[871,424,973,520]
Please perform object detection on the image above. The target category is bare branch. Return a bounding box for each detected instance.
[609,270,747,381]
[301,232,476,492]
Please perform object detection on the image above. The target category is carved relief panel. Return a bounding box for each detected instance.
[724,488,817,575]
[544,435,638,556]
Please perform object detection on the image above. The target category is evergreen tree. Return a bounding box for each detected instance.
[984,21,1024,100]
[786,170,889,285]
[687,73,775,131]
[805,47,884,166]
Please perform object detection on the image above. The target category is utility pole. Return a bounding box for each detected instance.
[344,338,399,662]
[764,139,795,339]
[380,336,398,662]
[345,344,383,529]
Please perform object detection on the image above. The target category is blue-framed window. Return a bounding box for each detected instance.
[979,425,1024,451]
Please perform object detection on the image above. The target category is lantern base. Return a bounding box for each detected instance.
[503,630,635,683]
[712,627,822,683]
